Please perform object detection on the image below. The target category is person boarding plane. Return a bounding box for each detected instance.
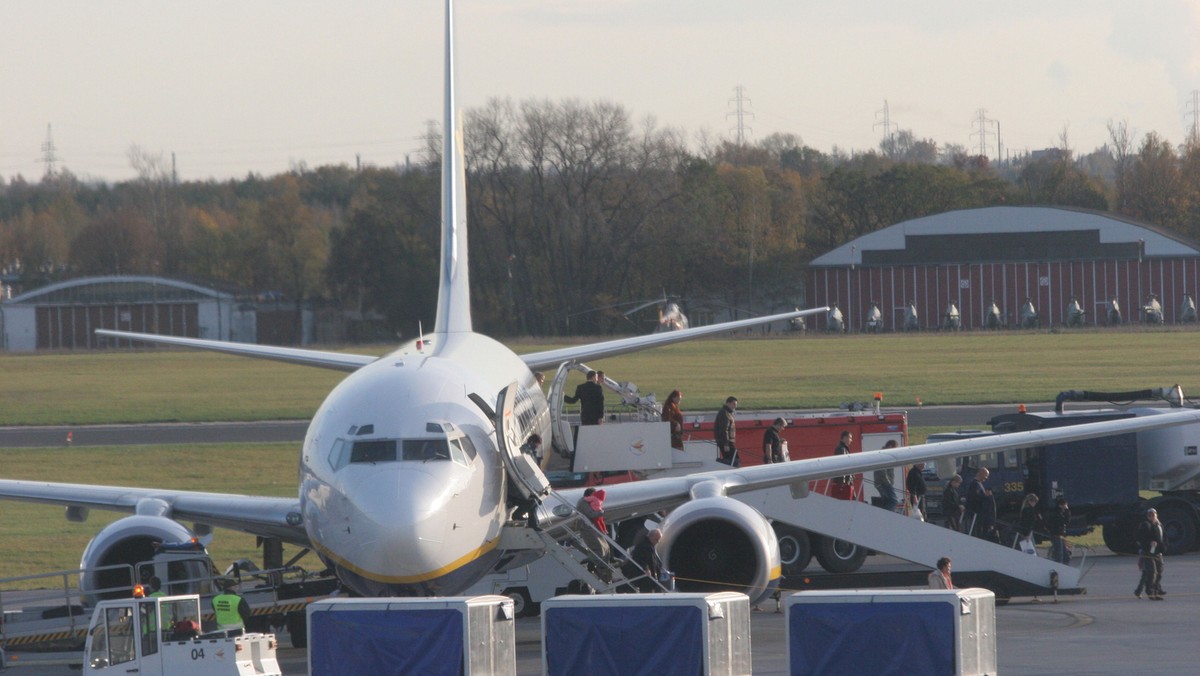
[1,0,1200,611]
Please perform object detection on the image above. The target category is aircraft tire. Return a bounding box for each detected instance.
[1157,505,1197,554]
[504,587,539,618]
[814,535,867,573]
[1101,523,1137,555]
[774,525,812,576]
[286,612,307,649]
[990,583,1011,606]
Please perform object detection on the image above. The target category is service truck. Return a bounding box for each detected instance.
[0,544,335,653]
[922,386,1200,555]
[82,593,280,676]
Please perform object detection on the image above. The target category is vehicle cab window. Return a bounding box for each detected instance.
[88,606,136,669]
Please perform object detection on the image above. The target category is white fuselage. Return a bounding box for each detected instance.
[298,332,549,596]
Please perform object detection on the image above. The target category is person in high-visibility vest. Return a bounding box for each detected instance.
[212,580,250,635]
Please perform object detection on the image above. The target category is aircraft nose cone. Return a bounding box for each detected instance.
[346,467,451,580]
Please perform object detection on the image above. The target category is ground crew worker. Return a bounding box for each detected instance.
[212,580,251,635]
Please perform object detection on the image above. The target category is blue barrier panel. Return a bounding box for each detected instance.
[789,601,954,675]
[545,604,703,675]
[310,607,462,675]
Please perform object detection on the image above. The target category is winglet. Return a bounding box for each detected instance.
[434,0,473,340]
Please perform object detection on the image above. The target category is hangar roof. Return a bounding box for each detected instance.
[6,275,233,306]
[810,206,1200,267]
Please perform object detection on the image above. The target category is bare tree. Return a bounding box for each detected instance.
[126,145,179,273]
[1107,119,1135,211]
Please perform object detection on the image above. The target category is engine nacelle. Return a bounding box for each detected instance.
[659,496,780,604]
[79,515,210,605]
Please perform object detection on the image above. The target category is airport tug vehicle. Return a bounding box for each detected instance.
[82,593,281,676]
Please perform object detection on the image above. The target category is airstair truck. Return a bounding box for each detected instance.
[82,593,281,676]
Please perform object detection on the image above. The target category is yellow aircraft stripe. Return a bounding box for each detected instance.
[310,535,500,584]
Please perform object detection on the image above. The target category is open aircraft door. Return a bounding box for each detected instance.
[496,382,553,500]
[547,363,576,458]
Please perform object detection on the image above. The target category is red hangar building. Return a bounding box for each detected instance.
[806,206,1200,332]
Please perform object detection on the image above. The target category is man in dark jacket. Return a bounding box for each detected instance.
[564,370,605,425]
[627,529,668,592]
[832,430,853,484]
[762,417,787,464]
[963,468,994,538]
[714,396,739,466]
[942,474,963,530]
[873,440,899,511]
[906,462,928,519]
[1135,508,1165,599]
[1045,496,1072,563]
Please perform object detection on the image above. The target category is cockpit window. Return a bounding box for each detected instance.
[448,439,468,465]
[351,440,397,463]
[457,435,478,461]
[331,438,456,469]
[328,438,348,471]
[402,439,451,461]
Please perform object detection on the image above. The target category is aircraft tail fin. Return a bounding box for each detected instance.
[433,0,473,343]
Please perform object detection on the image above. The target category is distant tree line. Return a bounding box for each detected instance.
[2,103,1199,340]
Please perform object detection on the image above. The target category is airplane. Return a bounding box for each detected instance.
[3,0,1200,612]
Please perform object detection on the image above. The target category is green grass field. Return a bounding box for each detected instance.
[3,328,1199,425]
[0,443,296,583]
[2,328,1193,580]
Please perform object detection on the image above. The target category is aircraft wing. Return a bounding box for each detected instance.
[95,329,377,372]
[520,307,828,372]
[0,480,307,544]
[551,408,1200,523]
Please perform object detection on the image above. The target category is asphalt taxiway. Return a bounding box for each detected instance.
[17,550,1196,674]
[0,403,1044,450]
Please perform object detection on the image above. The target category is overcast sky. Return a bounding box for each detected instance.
[2,1,1198,183]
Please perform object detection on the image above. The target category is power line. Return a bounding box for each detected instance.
[874,100,896,149]
[970,108,997,159]
[1186,90,1200,144]
[726,86,754,145]
[39,124,59,178]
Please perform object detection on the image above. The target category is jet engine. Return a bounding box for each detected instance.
[658,497,779,604]
[78,515,210,605]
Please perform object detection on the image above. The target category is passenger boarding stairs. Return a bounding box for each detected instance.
[736,488,1081,598]
[501,507,668,596]
[549,362,662,458]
